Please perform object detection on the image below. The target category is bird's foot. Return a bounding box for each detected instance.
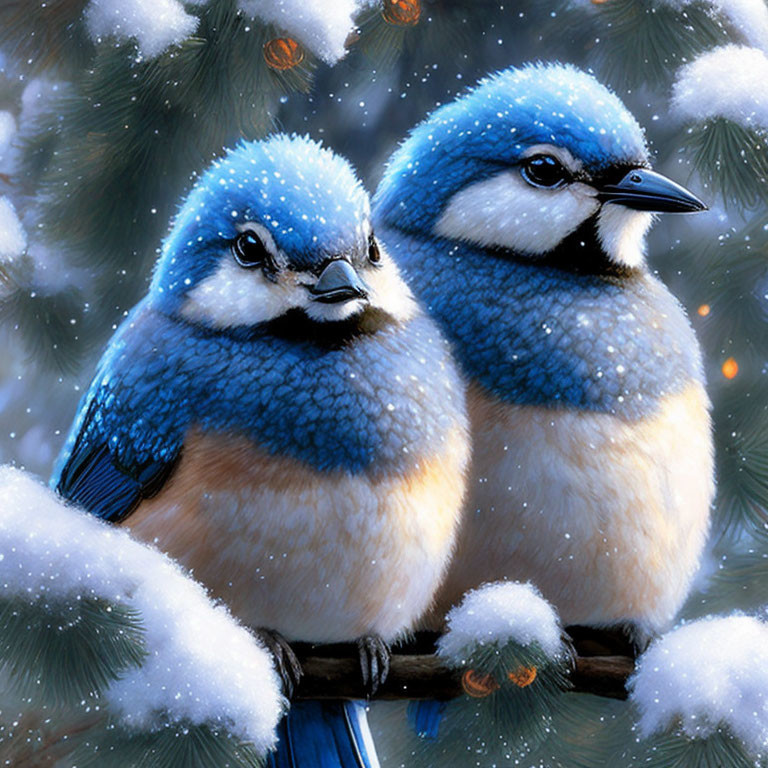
[255,628,303,698]
[356,635,391,697]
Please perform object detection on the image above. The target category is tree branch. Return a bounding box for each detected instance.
[290,630,635,702]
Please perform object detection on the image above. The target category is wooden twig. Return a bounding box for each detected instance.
[290,630,636,702]
[293,653,633,701]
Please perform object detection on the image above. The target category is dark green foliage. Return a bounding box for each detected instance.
[526,694,635,768]
[0,0,94,77]
[448,639,571,750]
[71,720,266,768]
[0,595,145,706]
[0,284,90,374]
[406,640,571,765]
[0,591,271,767]
[621,726,761,768]
[355,0,490,70]
[563,0,728,89]
[713,387,768,539]
[700,547,768,619]
[686,119,768,210]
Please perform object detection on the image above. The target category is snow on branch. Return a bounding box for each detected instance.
[0,198,26,263]
[679,0,768,50]
[238,0,372,64]
[0,466,283,755]
[629,614,768,756]
[84,0,199,59]
[672,45,768,131]
[437,581,566,665]
[83,0,375,63]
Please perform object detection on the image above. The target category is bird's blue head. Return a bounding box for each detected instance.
[150,135,417,331]
[374,63,705,274]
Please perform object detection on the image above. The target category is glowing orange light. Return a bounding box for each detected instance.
[263,37,304,70]
[382,0,421,26]
[697,304,711,317]
[722,357,739,380]
[461,669,500,698]
[507,665,538,687]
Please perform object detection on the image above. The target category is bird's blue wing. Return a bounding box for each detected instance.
[53,393,181,524]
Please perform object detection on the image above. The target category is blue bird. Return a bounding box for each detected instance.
[52,135,469,766]
[374,63,714,659]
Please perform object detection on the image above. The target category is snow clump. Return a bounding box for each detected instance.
[84,0,199,58]
[672,45,768,131]
[0,466,283,753]
[84,0,372,63]
[629,613,768,756]
[0,197,26,262]
[437,581,565,665]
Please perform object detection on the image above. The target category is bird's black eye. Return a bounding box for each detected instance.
[233,231,269,268]
[368,234,381,265]
[521,154,570,189]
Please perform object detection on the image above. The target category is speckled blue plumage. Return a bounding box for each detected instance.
[373,63,702,418]
[375,227,702,418]
[52,134,465,525]
[53,299,461,483]
[374,63,648,237]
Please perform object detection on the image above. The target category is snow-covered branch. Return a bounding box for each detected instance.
[672,44,768,131]
[0,467,283,763]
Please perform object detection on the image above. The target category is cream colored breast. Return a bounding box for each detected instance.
[128,425,468,643]
[430,381,713,634]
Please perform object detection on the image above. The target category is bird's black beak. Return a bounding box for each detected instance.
[597,168,707,214]
[309,259,369,304]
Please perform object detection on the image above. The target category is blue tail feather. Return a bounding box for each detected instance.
[407,699,447,740]
[267,701,380,768]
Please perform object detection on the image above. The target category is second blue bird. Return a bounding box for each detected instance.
[374,63,714,650]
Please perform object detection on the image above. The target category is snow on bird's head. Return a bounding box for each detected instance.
[151,134,371,298]
[149,135,414,330]
[374,62,648,235]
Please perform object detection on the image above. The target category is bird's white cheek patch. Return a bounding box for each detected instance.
[180,257,299,328]
[365,254,418,324]
[434,171,599,254]
[597,206,654,270]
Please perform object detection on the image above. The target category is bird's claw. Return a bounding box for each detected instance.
[356,635,391,697]
[256,628,303,698]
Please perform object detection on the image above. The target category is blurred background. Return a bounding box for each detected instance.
[1,0,767,765]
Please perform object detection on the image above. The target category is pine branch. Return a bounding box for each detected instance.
[289,633,635,702]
